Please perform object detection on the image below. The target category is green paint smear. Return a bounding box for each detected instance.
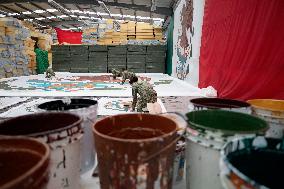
[186,110,268,133]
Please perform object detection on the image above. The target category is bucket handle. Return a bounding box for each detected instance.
[139,112,186,163]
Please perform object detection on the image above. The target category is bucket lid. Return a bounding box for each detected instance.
[190,98,250,109]
[185,110,268,149]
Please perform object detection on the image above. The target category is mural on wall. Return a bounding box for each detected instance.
[175,0,194,80]
[172,0,205,86]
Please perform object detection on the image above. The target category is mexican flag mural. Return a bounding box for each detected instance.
[172,0,284,100]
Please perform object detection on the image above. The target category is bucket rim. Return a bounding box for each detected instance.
[37,98,98,112]
[0,112,83,137]
[186,110,268,135]
[220,136,283,189]
[93,113,178,143]
[247,99,284,112]
[0,136,50,189]
[190,97,251,109]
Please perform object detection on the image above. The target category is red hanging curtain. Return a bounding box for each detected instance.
[199,0,284,100]
[55,28,82,44]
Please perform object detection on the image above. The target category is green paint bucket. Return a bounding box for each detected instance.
[185,110,268,189]
[220,136,284,189]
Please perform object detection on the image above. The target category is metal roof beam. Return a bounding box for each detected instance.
[0,0,173,16]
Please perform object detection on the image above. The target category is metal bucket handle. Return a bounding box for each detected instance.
[140,112,187,163]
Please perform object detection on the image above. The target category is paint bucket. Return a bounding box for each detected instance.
[220,136,284,189]
[159,113,187,186]
[247,99,284,138]
[93,113,178,189]
[37,98,98,173]
[0,112,83,189]
[189,98,251,113]
[0,136,50,189]
[185,110,268,189]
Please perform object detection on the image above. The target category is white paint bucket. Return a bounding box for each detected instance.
[185,110,268,189]
[0,112,83,189]
[247,99,284,138]
[37,98,98,173]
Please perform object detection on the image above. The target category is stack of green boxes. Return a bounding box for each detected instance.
[69,45,89,73]
[51,45,71,72]
[107,46,127,72]
[146,45,166,73]
[52,45,166,73]
[127,45,146,73]
[89,45,108,73]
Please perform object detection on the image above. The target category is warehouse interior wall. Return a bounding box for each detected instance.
[199,0,284,100]
[172,0,205,86]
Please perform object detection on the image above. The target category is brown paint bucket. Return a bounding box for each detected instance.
[189,98,251,113]
[93,113,178,189]
[0,112,83,189]
[0,136,50,189]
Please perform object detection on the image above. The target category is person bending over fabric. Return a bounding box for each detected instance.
[121,69,136,84]
[130,76,157,112]
[111,68,122,79]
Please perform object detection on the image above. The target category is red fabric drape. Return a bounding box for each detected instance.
[199,0,284,100]
[55,28,82,44]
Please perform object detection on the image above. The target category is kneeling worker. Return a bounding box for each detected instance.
[130,76,157,112]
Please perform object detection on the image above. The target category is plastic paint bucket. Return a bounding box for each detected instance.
[220,136,284,189]
[0,112,83,189]
[189,98,251,113]
[93,113,178,189]
[0,136,50,189]
[247,99,284,138]
[37,98,98,173]
[185,110,268,189]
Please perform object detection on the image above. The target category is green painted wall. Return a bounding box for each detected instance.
[166,16,174,75]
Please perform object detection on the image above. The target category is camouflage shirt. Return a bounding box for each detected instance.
[45,68,55,78]
[132,81,157,111]
[121,70,136,84]
[111,69,121,79]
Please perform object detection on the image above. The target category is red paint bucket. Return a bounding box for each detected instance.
[93,113,178,189]
[0,136,50,189]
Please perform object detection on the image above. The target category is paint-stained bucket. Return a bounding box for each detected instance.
[0,136,50,189]
[0,112,83,189]
[247,99,284,138]
[189,98,251,113]
[220,136,284,189]
[93,113,178,189]
[37,98,98,173]
[185,110,268,189]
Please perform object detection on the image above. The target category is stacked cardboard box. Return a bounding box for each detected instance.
[0,18,30,78]
[82,19,164,45]
[24,38,37,74]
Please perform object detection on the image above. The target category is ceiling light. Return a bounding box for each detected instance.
[35,17,45,20]
[47,16,56,19]
[8,13,19,16]
[22,11,32,15]
[46,9,58,12]
[34,10,46,14]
